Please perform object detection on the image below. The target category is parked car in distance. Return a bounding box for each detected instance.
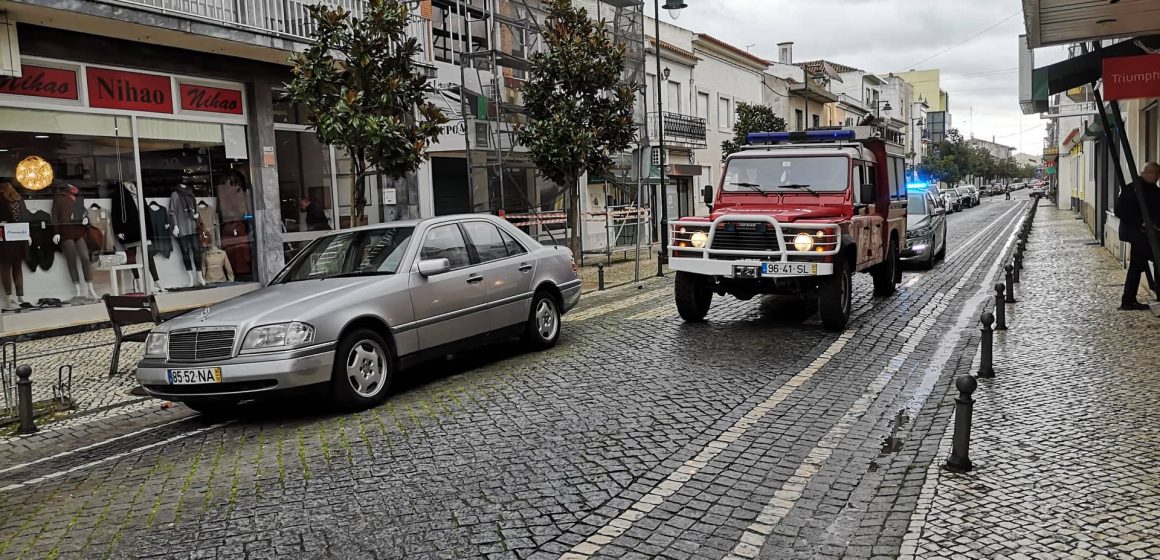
[1029,183,1045,197]
[903,189,948,269]
[136,215,582,414]
[940,188,962,212]
[958,186,980,207]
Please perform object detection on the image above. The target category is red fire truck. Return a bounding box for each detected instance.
[668,127,907,331]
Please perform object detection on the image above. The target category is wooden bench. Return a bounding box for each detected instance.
[102,294,161,376]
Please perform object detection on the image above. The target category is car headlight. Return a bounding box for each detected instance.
[909,226,932,238]
[242,322,315,352]
[690,231,709,248]
[144,332,168,358]
[793,233,814,252]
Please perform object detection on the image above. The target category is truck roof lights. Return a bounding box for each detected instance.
[747,129,857,145]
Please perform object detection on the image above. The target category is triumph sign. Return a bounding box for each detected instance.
[1103,54,1160,101]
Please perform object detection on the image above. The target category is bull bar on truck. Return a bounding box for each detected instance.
[667,215,841,278]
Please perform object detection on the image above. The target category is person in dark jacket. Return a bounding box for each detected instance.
[1116,162,1160,310]
[299,195,332,231]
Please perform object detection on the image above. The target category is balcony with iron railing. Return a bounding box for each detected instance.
[647,112,707,149]
[97,0,432,62]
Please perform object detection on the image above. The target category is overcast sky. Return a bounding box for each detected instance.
[655,0,1067,156]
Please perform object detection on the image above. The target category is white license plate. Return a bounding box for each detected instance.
[761,262,818,276]
[167,367,222,384]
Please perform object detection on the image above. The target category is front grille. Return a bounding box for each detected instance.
[168,329,236,362]
[710,223,782,252]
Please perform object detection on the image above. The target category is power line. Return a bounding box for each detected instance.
[993,124,1043,139]
[905,10,1021,69]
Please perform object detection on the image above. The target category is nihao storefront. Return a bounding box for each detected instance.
[0,25,300,336]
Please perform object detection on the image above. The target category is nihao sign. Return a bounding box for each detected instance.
[86,67,173,113]
[180,84,243,115]
[0,65,79,100]
[1103,54,1160,101]
[1,59,246,118]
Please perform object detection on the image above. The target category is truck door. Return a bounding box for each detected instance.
[853,163,885,269]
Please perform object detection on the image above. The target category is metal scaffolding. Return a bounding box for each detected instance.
[451,0,647,254]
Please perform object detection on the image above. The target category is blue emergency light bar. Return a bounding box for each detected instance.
[906,182,931,192]
[748,129,857,145]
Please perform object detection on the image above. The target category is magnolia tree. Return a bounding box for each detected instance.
[287,0,447,226]
[517,0,637,256]
[722,102,787,159]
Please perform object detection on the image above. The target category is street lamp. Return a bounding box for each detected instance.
[910,117,925,180]
[875,100,892,118]
[654,0,687,276]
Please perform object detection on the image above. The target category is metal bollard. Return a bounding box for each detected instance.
[1015,247,1024,269]
[16,365,37,435]
[1013,254,1022,283]
[656,250,665,278]
[597,263,606,291]
[994,283,1008,330]
[1004,264,1017,303]
[978,312,995,379]
[944,374,977,472]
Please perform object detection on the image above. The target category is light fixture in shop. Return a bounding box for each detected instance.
[34,135,49,139]
[16,156,53,190]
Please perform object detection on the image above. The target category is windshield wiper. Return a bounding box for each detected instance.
[728,182,775,196]
[781,183,820,197]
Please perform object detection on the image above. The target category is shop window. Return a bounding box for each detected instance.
[272,91,310,125]
[277,130,335,233]
[137,117,255,287]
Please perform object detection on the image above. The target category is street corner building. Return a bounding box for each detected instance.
[0,0,432,337]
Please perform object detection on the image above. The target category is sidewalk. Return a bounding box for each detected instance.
[905,204,1160,558]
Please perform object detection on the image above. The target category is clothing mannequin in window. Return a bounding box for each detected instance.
[109,181,164,293]
[0,180,30,309]
[170,181,205,287]
[51,182,98,300]
[196,200,219,249]
[201,245,233,283]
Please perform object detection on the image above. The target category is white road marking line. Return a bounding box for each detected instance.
[723,199,1028,559]
[0,421,232,493]
[0,416,197,476]
[560,329,859,560]
[568,289,670,322]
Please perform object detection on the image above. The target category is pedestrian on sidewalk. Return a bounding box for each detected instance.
[1115,162,1160,311]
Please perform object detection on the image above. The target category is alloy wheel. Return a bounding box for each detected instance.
[345,340,387,398]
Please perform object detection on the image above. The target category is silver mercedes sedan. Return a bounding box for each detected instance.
[135,214,581,413]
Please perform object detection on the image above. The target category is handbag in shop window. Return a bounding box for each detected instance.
[98,251,128,267]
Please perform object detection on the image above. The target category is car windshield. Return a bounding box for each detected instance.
[722,156,849,192]
[907,193,927,215]
[274,227,415,283]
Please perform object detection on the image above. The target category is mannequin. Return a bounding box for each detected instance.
[109,181,163,293]
[201,244,234,283]
[196,200,219,249]
[170,181,205,287]
[51,182,98,300]
[217,170,252,278]
[0,180,30,309]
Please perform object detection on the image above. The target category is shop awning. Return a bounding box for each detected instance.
[1024,1,1160,49]
[1034,35,1160,95]
[1061,127,1081,151]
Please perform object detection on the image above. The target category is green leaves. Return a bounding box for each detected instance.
[722,102,787,159]
[287,0,447,224]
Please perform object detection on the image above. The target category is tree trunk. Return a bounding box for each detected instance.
[568,176,582,260]
[351,157,365,228]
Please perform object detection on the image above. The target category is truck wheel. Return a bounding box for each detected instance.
[675,272,713,322]
[818,257,852,331]
[873,242,899,296]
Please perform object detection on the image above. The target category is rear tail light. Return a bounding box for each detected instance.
[571,258,578,274]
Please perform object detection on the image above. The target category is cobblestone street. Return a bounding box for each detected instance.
[1,197,1156,559]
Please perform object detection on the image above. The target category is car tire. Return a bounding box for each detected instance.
[675,271,713,322]
[330,329,393,410]
[184,399,239,418]
[819,256,852,331]
[524,290,562,349]
[872,242,899,296]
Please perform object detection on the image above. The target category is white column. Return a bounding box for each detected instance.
[417,159,434,218]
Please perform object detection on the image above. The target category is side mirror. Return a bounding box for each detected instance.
[702,185,714,206]
[933,207,946,216]
[859,184,876,205]
[417,258,451,277]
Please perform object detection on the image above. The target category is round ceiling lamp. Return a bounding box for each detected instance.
[16,156,54,191]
